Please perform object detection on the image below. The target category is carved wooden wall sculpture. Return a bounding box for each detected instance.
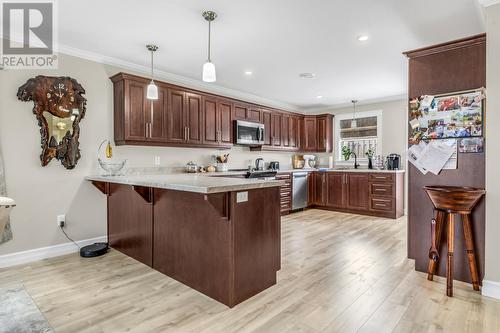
[17,76,87,169]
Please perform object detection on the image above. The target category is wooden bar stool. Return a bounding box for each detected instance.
[424,186,485,297]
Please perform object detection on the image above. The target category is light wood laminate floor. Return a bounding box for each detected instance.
[1,209,499,332]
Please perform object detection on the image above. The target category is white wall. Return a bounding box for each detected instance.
[312,99,408,167]
[0,53,296,255]
[485,3,500,287]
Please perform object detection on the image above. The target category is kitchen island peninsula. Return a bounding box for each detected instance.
[86,174,283,307]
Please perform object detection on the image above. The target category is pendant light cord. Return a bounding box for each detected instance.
[150,50,154,80]
[207,20,212,62]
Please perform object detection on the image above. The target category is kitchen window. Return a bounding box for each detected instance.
[335,110,383,162]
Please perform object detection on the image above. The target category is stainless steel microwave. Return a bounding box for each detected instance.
[234,120,265,145]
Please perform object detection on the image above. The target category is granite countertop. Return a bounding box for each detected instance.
[85,174,285,194]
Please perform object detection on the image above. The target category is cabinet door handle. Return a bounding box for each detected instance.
[145,123,149,139]
[149,123,152,138]
[187,127,190,140]
[184,127,187,141]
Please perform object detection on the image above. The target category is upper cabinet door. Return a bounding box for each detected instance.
[218,99,233,145]
[303,117,317,151]
[272,113,282,147]
[233,104,248,120]
[289,116,300,149]
[185,93,203,144]
[146,86,167,142]
[262,110,272,146]
[316,115,333,153]
[167,89,186,143]
[126,81,148,141]
[248,107,262,122]
[282,114,290,148]
[203,96,218,145]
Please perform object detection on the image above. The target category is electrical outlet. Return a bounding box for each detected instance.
[154,156,161,166]
[57,214,65,228]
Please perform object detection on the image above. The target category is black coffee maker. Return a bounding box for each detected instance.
[386,154,401,170]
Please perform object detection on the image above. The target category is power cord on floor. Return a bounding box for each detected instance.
[59,225,80,250]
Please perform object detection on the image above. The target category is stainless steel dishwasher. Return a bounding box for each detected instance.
[292,172,309,210]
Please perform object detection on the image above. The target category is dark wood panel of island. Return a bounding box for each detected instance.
[94,181,281,308]
[111,72,333,153]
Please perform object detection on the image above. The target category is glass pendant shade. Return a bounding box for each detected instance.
[351,118,357,128]
[203,61,216,82]
[147,81,158,100]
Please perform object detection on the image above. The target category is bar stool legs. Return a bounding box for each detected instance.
[446,213,455,297]
[427,210,480,296]
[462,214,480,291]
[428,210,445,281]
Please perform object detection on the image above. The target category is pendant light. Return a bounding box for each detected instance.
[351,99,358,128]
[146,44,159,100]
[202,11,217,82]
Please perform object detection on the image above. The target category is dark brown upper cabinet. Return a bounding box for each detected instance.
[111,72,332,152]
[112,74,168,145]
[202,96,232,147]
[272,112,283,147]
[248,107,262,122]
[261,109,272,146]
[303,114,333,153]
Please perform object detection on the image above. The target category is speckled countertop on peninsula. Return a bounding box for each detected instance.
[85,173,285,194]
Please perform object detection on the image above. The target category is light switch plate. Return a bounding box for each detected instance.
[236,191,248,203]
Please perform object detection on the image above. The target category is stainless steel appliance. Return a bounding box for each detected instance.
[387,154,401,170]
[268,161,280,171]
[292,172,309,210]
[234,120,264,145]
[255,158,264,171]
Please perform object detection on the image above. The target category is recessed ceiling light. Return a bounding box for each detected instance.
[299,73,316,79]
[357,35,369,42]
[316,95,323,99]
[244,70,253,75]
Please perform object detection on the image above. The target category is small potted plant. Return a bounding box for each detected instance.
[365,148,375,169]
[341,146,352,161]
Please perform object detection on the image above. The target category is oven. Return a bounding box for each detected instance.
[234,120,264,145]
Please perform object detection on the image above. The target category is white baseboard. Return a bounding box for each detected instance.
[482,280,500,300]
[0,236,107,268]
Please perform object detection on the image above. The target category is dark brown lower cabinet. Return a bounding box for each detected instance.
[311,171,404,219]
[326,173,345,209]
[276,173,292,215]
[104,183,281,308]
[345,174,370,210]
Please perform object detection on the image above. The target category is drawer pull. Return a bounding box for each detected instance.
[375,203,387,207]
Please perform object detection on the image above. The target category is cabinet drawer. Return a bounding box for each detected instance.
[370,197,394,211]
[370,183,394,197]
[369,173,394,182]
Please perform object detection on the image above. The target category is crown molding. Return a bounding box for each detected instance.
[58,44,302,113]
[478,0,500,7]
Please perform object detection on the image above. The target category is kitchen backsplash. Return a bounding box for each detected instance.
[102,145,300,173]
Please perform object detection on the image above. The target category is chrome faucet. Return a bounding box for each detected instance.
[351,152,360,169]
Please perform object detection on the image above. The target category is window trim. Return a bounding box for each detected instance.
[335,109,383,163]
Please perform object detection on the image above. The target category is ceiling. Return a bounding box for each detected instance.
[58,0,485,111]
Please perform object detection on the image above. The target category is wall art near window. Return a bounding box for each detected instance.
[17,76,87,169]
[409,89,484,144]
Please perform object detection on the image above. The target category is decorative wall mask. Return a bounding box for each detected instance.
[17,76,87,169]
